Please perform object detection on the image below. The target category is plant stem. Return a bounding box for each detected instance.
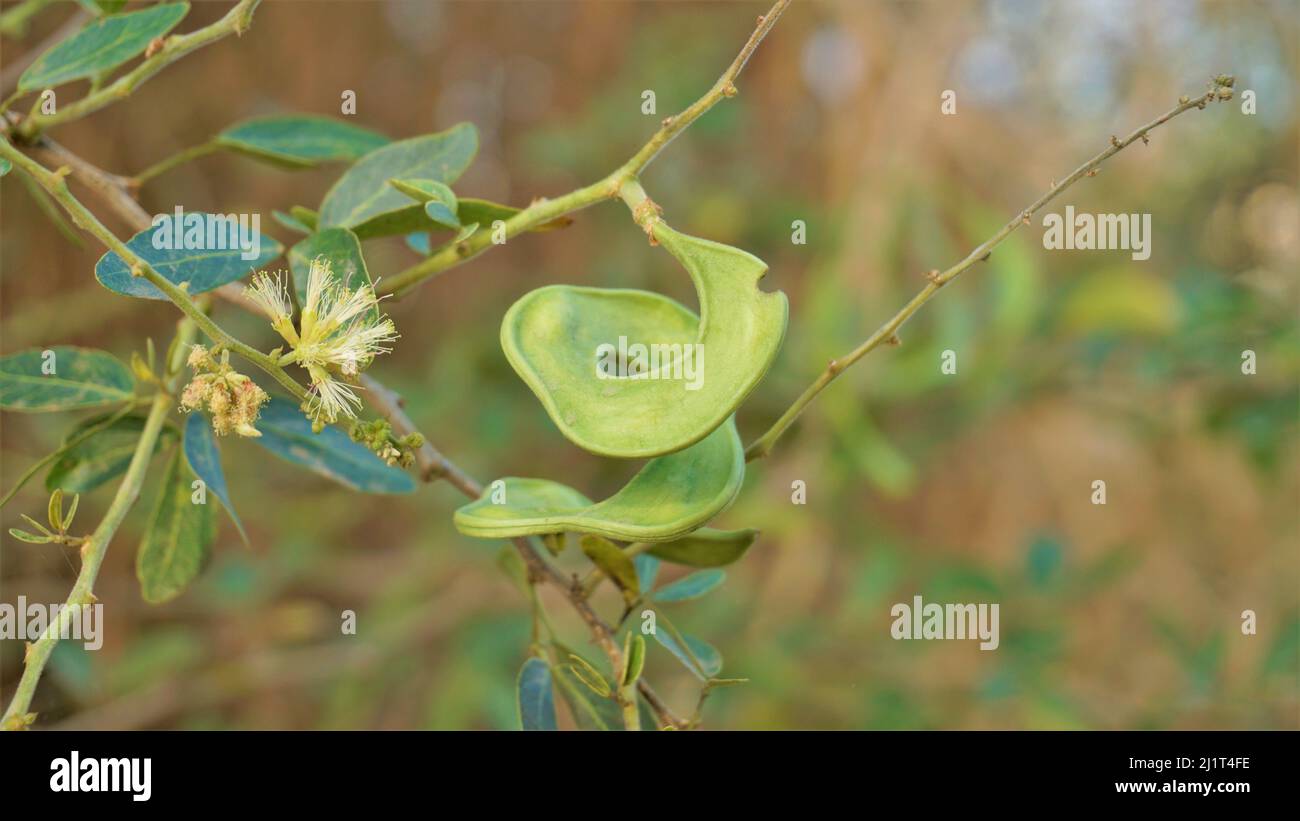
[13,0,262,141]
[132,139,218,186]
[743,85,1231,462]
[0,0,58,39]
[2,317,196,729]
[376,0,791,299]
[0,137,308,403]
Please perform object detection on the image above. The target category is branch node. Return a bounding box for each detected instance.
[923,268,943,286]
[887,333,902,347]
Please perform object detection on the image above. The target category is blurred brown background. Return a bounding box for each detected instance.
[1,0,1297,729]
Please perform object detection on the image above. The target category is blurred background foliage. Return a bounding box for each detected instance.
[1,0,1296,729]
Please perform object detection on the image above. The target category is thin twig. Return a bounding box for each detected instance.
[743,81,1236,461]
[2,317,197,728]
[10,0,262,141]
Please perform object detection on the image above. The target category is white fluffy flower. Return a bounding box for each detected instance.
[245,257,398,425]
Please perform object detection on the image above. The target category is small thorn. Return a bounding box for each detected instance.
[923,269,943,286]
[1110,135,1121,148]
[887,334,902,346]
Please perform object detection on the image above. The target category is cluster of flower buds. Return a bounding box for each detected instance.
[349,418,423,468]
[180,344,270,437]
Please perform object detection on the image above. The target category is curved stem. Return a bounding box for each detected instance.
[2,318,196,729]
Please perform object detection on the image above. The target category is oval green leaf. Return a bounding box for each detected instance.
[453,418,743,543]
[652,628,722,680]
[0,347,133,411]
[648,527,757,568]
[317,123,477,238]
[517,657,557,731]
[502,226,787,458]
[19,2,190,92]
[45,413,175,493]
[634,554,660,595]
[136,447,215,604]
[652,569,725,603]
[183,412,246,544]
[272,210,313,235]
[216,115,389,168]
[251,398,415,494]
[388,177,459,229]
[94,214,283,300]
[287,227,370,302]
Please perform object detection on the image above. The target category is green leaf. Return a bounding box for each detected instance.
[567,653,612,697]
[652,628,722,680]
[516,656,557,731]
[652,569,725,602]
[287,227,371,303]
[289,206,319,231]
[388,178,459,229]
[94,214,284,300]
[9,528,50,544]
[19,2,190,92]
[251,398,415,494]
[271,210,313,235]
[621,632,646,686]
[0,157,11,177]
[453,418,744,543]
[634,554,659,595]
[136,448,215,604]
[182,413,246,544]
[502,225,787,458]
[0,347,133,411]
[648,527,757,568]
[45,413,175,493]
[579,535,639,601]
[216,115,389,168]
[551,644,623,731]
[404,232,431,256]
[317,123,478,238]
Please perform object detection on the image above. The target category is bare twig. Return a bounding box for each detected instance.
[743,79,1236,461]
